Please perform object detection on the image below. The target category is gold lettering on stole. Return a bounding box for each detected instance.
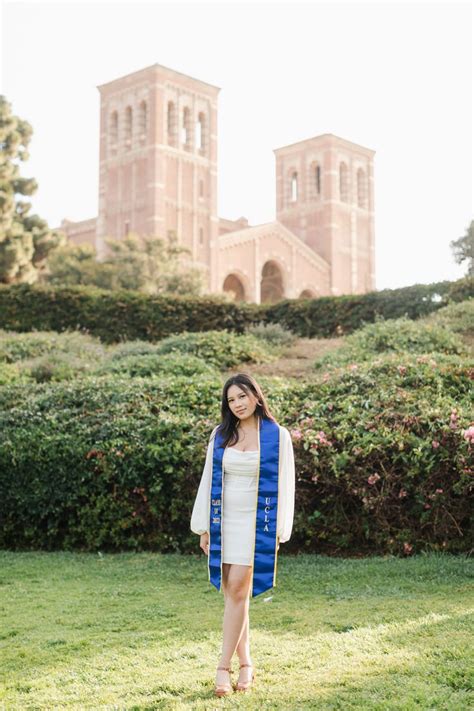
[263,497,272,530]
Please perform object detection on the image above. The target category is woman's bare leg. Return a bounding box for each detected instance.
[215,563,252,687]
[222,565,252,664]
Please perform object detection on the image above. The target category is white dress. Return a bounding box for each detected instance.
[190,425,296,565]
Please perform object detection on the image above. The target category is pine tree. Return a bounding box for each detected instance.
[0,95,65,283]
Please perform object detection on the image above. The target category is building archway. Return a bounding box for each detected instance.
[261,260,284,303]
[299,289,316,298]
[223,273,246,302]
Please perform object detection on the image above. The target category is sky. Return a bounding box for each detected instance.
[1,0,472,290]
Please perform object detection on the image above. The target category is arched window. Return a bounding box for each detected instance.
[357,168,367,208]
[291,172,298,202]
[339,162,349,202]
[182,107,192,149]
[138,101,147,142]
[196,112,206,154]
[109,110,118,154]
[315,164,321,195]
[124,106,132,149]
[167,101,177,145]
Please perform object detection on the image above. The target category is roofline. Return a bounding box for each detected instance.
[218,220,331,271]
[273,133,376,155]
[97,62,221,92]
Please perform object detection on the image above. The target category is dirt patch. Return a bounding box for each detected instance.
[226,336,343,379]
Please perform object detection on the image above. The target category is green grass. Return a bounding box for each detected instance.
[0,553,472,709]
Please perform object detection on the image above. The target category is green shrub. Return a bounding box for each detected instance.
[0,279,466,342]
[246,321,297,347]
[25,353,95,383]
[0,329,106,364]
[155,330,276,369]
[96,353,216,378]
[0,362,24,385]
[445,276,474,303]
[314,316,467,370]
[424,298,474,335]
[283,352,473,555]
[108,341,161,361]
[0,356,471,555]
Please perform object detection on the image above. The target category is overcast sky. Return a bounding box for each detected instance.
[1,0,472,290]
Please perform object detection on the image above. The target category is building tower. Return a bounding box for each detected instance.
[96,63,220,289]
[274,134,375,295]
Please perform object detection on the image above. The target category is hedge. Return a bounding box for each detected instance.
[0,354,472,556]
[0,278,471,342]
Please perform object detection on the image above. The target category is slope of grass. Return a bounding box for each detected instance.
[0,552,472,709]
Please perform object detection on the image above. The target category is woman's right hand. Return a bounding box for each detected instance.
[200,532,209,556]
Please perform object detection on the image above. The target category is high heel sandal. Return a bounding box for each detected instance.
[234,663,255,692]
[214,666,233,697]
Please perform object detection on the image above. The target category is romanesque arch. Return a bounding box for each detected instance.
[223,274,246,302]
[299,289,316,298]
[260,260,284,303]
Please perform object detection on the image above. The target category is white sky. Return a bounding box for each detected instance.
[1,0,472,290]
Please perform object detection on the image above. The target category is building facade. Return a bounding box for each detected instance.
[59,63,376,302]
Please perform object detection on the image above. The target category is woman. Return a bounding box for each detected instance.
[190,372,295,697]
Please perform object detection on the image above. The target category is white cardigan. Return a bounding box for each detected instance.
[190,424,296,543]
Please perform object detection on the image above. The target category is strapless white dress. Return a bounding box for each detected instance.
[222,447,259,565]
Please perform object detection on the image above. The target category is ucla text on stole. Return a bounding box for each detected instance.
[211,497,274,531]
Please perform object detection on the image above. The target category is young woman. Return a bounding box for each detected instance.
[190,372,295,697]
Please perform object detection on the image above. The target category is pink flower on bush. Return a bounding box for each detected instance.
[424,503,431,509]
[435,488,444,495]
[449,409,459,430]
[462,425,474,443]
[328,403,334,411]
[398,488,408,498]
[316,430,331,446]
[403,542,413,555]
[432,440,440,449]
[291,429,303,441]
[367,473,381,485]
[349,363,358,371]
[397,365,407,375]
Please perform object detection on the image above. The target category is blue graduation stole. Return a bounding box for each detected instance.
[208,417,280,598]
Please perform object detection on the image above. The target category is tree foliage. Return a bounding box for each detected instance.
[450,220,474,277]
[0,96,65,284]
[44,233,205,296]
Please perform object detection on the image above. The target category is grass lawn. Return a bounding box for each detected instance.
[0,551,472,710]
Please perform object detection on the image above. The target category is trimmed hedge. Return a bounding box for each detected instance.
[0,278,471,342]
[0,354,472,555]
[0,284,254,343]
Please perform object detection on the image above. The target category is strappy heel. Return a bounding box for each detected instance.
[234,663,255,692]
[214,665,233,697]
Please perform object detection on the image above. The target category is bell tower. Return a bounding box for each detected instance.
[96,63,220,289]
[274,133,375,295]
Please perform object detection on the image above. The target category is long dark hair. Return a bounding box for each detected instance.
[217,372,276,448]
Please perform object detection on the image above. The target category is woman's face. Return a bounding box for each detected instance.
[226,384,259,421]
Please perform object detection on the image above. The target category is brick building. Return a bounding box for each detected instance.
[59,63,376,302]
